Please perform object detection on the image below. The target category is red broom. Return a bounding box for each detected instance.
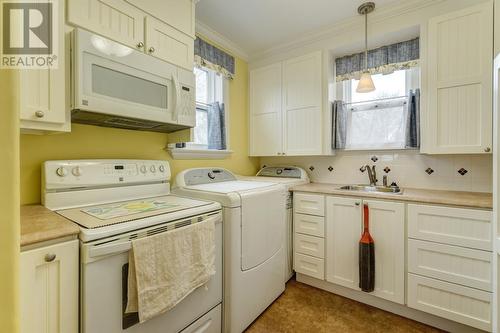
[359,204,375,292]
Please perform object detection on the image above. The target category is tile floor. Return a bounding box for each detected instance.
[245,278,444,333]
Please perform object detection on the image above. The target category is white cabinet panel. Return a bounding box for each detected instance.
[294,253,324,280]
[283,52,322,155]
[408,239,492,291]
[67,0,146,50]
[294,193,325,216]
[325,196,361,289]
[20,240,79,333]
[294,213,325,237]
[364,200,405,304]
[249,63,283,156]
[20,0,69,132]
[407,274,492,331]
[408,204,492,251]
[145,16,194,70]
[295,233,325,259]
[126,0,195,37]
[424,2,493,154]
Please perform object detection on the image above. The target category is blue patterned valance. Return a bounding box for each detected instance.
[195,37,235,79]
[335,37,419,81]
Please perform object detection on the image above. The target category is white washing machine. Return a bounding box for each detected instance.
[238,166,310,281]
[173,168,287,333]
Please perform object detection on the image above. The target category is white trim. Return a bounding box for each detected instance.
[250,0,444,62]
[168,148,233,160]
[195,19,249,61]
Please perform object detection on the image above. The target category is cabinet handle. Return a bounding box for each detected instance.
[136,41,144,49]
[35,110,44,118]
[148,46,155,53]
[355,202,360,206]
[484,147,491,153]
[44,253,56,262]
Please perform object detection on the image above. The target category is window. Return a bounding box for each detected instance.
[336,68,419,150]
[193,67,224,148]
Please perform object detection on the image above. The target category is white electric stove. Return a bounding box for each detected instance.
[42,159,223,333]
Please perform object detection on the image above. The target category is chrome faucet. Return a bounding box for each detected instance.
[364,164,377,186]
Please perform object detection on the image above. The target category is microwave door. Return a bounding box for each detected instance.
[77,52,177,124]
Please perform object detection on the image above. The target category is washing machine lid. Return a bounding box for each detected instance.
[184,180,277,194]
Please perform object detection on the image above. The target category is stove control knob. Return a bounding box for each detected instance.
[159,165,165,173]
[150,165,156,173]
[56,167,68,177]
[140,165,147,174]
[72,166,82,177]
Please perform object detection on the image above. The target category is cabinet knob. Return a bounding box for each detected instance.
[35,110,44,118]
[44,253,56,262]
[136,41,144,49]
[148,46,155,53]
[484,147,491,153]
[355,202,360,206]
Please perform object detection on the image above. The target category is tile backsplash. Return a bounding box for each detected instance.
[261,151,493,193]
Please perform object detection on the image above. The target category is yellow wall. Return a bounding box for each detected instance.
[0,70,20,332]
[20,54,259,205]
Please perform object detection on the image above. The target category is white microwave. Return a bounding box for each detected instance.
[71,29,196,132]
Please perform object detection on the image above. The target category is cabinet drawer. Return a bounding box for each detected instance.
[408,204,492,251]
[294,213,324,237]
[407,274,492,331]
[408,239,492,291]
[294,253,324,280]
[294,193,324,216]
[295,233,324,258]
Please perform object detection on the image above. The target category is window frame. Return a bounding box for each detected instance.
[169,67,232,160]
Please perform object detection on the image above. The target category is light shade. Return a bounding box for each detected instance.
[356,72,376,93]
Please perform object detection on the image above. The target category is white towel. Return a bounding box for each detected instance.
[126,219,216,323]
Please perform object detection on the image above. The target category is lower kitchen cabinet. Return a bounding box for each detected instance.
[325,197,405,304]
[20,240,79,333]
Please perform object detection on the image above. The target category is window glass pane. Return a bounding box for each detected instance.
[194,109,208,145]
[350,69,406,103]
[194,67,208,104]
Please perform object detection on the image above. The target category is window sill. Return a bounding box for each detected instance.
[167,148,233,160]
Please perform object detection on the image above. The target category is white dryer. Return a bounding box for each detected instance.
[238,166,310,281]
[173,168,287,333]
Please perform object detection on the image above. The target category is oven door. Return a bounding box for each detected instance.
[73,28,180,124]
[80,213,222,333]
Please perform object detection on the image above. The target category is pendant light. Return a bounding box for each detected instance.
[356,2,376,93]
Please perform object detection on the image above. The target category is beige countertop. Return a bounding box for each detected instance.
[291,183,493,209]
[21,205,80,247]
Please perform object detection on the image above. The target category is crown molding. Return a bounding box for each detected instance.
[195,20,250,61]
[250,0,444,62]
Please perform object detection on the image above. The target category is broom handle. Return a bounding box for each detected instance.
[363,204,369,232]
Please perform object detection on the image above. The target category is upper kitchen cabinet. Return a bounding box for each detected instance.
[67,0,146,51]
[422,2,493,154]
[249,51,324,156]
[67,0,196,70]
[20,0,69,133]
[249,63,283,156]
[283,52,323,155]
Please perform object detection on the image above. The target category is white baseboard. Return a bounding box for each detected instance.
[296,273,487,333]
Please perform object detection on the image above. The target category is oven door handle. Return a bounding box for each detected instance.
[89,241,131,258]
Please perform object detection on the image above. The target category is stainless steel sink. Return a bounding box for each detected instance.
[338,185,402,194]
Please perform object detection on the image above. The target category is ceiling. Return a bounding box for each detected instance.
[196,0,403,57]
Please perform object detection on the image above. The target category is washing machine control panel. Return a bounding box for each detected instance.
[257,166,304,179]
[183,168,237,186]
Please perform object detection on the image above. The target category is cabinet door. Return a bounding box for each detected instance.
[249,63,283,156]
[145,16,194,70]
[283,52,322,155]
[363,200,405,304]
[424,2,493,154]
[125,0,195,38]
[20,0,68,131]
[326,196,362,289]
[20,240,79,333]
[67,0,145,50]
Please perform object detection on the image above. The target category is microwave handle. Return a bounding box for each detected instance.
[172,73,181,121]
